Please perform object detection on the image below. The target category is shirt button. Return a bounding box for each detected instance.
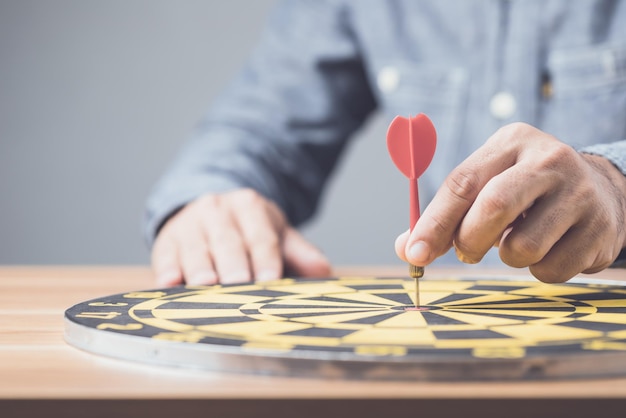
[489,92,517,120]
[377,66,400,93]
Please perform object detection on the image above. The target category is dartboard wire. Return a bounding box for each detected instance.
[63,276,626,381]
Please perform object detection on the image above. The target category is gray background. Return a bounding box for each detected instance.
[0,0,445,268]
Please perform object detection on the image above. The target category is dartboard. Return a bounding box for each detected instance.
[64,276,626,380]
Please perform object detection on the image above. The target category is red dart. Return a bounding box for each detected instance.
[386,114,437,307]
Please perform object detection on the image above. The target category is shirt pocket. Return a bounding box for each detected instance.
[542,43,626,148]
[372,61,469,190]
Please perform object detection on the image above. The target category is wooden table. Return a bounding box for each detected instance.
[1,266,626,418]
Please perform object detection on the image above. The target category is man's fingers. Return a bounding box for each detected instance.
[498,194,575,267]
[151,235,183,286]
[151,189,332,286]
[395,229,410,263]
[202,200,252,284]
[407,134,516,266]
[404,170,481,265]
[455,162,554,264]
[283,228,331,277]
[528,226,604,283]
[230,191,284,282]
[177,222,218,285]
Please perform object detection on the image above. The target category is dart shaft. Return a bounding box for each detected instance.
[410,179,420,228]
[409,264,424,307]
[409,179,423,308]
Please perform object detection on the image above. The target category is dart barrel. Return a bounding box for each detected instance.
[409,264,424,278]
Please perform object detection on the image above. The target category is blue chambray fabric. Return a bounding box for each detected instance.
[145,0,626,265]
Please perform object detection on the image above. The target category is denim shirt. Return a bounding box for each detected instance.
[145,0,626,253]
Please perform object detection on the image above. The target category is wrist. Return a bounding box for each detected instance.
[581,153,626,253]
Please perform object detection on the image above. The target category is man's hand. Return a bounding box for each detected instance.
[395,123,626,283]
[152,188,331,286]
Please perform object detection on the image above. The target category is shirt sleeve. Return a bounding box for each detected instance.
[143,0,377,247]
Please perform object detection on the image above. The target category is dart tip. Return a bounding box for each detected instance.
[409,264,423,308]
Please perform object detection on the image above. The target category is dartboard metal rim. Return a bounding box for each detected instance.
[63,275,626,381]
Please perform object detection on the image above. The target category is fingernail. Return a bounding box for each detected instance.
[303,248,328,263]
[256,269,280,282]
[222,270,252,284]
[455,246,479,264]
[157,269,181,286]
[188,270,217,285]
[408,241,430,265]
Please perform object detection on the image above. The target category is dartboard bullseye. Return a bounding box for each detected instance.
[64,276,626,380]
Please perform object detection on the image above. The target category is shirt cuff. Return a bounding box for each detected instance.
[579,140,626,176]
